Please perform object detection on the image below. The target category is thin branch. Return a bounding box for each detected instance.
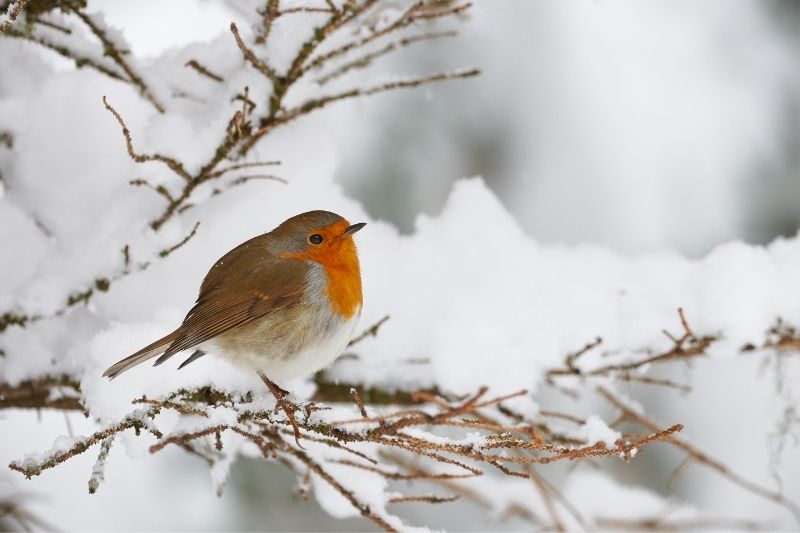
[9,409,161,478]
[598,386,800,522]
[240,67,479,155]
[280,68,481,124]
[286,442,397,531]
[185,59,224,83]
[316,31,457,85]
[207,160,281,179]
[595,515,771,531]
[230,22,279,85]
[330,458,477,481]
[0,221,205,336]
[0,376,83,411]
[158,221,200,257]
[129,179,174,203]
[226,174,288,187]
[304,2,471,75]
[254,0,279,45]
[387,494,459,504]
[3,28,127,81]
[68,7,165,113]
[348,315,390,347]
[87,437,114,494]
[350,387,368,418]
[526,465,565,531]
[102,96,190,181]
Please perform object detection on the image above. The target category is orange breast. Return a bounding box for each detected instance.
[281,219,363,319]
[322,259,362,318]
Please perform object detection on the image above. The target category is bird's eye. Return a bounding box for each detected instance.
[308,234,324,245]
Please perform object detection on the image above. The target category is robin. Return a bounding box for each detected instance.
[103,210,366,396]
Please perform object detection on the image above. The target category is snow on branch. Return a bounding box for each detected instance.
[117,0,481,231]
[5,312,799,530]
[6,382,681,531]
[0,0,164,112]
[598,385,800,523]
[0,0,27,33]
[545,308,712,394]
[0,220,202,335]
[0,0,478,342]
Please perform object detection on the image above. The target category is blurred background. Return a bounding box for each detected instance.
[336,0,800,257]
[89,0,800,258]
[3,0,800,530]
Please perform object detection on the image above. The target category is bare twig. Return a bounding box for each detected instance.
[185,59,224,83]
[387,494,459,504]
[546,309,714,386]
[348,315,390,347]
[595,515,771,531]
[230,22,280,84]
[265,68,481,137]
[2,27,127,80]
[350,387,368,418]
[68,7,165,113]
[158,221,200,257]
[598,386,800,522]
[102,97,189,181]
[316,31,457,84]
[303,2,471,74]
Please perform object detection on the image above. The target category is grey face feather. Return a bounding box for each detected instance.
[269,210,344,253]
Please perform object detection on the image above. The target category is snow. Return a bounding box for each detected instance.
[562,469,694,524]
[1,1,799,530]
[573,416,621,448]
[10,435,76,471]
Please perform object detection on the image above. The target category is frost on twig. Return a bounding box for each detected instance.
[87,437,113,494]
[7,385,681,531]
[4,311,800,529]
[541,310,800,523]
[0,0,27,33]
[9,408,161,479]
[598,385,800,523]
[546,308,713,394]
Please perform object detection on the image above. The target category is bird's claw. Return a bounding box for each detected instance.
[257,371,305,449]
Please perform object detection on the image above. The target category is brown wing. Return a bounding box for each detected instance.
[154,236,307,365]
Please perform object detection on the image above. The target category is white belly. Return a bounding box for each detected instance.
[203,311,360,382]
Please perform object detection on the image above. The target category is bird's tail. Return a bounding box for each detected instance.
[103,330,179,379]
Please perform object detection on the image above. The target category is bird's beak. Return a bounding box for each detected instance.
[341,222,366,238]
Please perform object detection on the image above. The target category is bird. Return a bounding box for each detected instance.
[103,210,366,393]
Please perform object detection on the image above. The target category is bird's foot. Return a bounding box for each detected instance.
[257,371,304,449]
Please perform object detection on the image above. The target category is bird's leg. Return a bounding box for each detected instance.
[256,371,304,449]
[260,374,290,398]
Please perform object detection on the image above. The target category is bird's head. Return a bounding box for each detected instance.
[272,210,366,270]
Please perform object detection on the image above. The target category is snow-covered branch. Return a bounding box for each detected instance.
[6,311,799,529]
[7,381,681,531]
[1,0,164,112]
